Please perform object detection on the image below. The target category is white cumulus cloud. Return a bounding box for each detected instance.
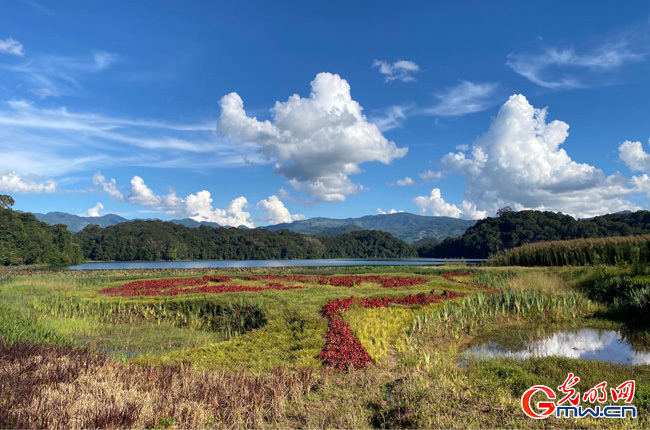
[418,170,444,182]
[439,94,639,218]
[387,176,415,187]
[377,208,403,215]
[185,193,253,227]
[218,72,408,202]
[0,37,24,56]
[86,202,104,217]
[257,195,305,225]
[619,139,650,172]
[0,171,57,194]
[414,188,486,219]
[619,139,650,198]
[372,59,420,82]
[93,172,254,227]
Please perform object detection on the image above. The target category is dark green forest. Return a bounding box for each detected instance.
[419,210,650,258]
[4,191,650,266]
[0,206,84,266]
[74,220,417,262]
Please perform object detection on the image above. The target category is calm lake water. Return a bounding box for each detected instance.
[66,258,484,270]
[463,327,650,366]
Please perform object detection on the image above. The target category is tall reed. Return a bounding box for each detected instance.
[409,289,593,338]
[489,234,650,267]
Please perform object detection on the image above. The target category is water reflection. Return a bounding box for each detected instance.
[67,258,485,270]
[464,327,650,365]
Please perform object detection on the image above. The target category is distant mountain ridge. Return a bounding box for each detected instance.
[264,212,475,243]
[30,210,475,242]
[32,212,225,232]
[32,212,130,232]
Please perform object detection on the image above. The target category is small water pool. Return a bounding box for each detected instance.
[462,327,650,366]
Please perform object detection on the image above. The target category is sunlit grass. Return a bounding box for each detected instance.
[1,265,649,428]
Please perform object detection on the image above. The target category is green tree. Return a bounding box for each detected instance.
[497,206,513,217]
[0,194,15,209]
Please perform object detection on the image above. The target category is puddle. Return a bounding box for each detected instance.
[462,327,650,365]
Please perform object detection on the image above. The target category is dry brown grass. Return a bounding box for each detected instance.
[0,342,317,429]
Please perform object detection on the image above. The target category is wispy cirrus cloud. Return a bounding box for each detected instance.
[423,81,499,117]
[370,81,500,137]
[0,99,265,177]
[370,104,412,132]
[507,43,646,89]
[2,50,119,97]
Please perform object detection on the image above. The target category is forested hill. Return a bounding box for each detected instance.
[0,207,84,266]
[264,212,475,243]
[74,221,417,261]
[419,210,650,259]
[31,210,474,242]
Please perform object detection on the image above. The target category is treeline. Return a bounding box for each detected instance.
[419,210,650,259]
[489,235,650,267]
[0,207,84,266]
[74,220,417,262]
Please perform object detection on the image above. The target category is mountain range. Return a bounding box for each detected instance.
[31,211,475,243]
[264,212,475,243]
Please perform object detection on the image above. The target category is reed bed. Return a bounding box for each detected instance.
[489,234,650,267]
[0,341,318,429]
[30,295,267,338]
[409,289,594,339]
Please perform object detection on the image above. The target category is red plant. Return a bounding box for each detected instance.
[99,278,206,296]
[99,277,304,297]
[316,275,428,288]
[317,319,373,370]
[240,274,428,289]
[318,289,467,370]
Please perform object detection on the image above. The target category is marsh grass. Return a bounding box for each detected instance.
[139,273,460,371]
[490,235,650,267]
[31,294,268,339]
[410,289,595,339]
[2,266,650,428]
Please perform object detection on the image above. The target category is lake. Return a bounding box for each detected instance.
[66,258,484,270]
[462,326,650,366]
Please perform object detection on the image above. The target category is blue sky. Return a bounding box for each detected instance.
[2,1,650,226]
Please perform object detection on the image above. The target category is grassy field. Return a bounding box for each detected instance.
[0,265,649,428]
